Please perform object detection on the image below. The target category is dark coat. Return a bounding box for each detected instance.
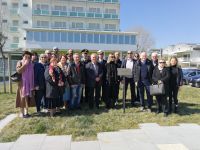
[68,62,86,85]
[99,59,107,84]
[85,62,103,87]
[116,59,122,82]
[152,66,170,95]
[34,62,45,90]
[169,66,183,87]
[134,59,154,83]
[44,66,65,98]
[106,61,118,85]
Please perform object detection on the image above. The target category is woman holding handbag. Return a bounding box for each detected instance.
[152,58,170,117]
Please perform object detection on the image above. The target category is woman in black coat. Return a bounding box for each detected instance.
[169,56,183,113]
[152,58,170,117]
[105,53,118,109]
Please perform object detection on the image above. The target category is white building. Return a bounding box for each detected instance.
[1,0,137,52]
[163,43,200,67]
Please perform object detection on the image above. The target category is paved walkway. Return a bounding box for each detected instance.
[0,122,200,150]
[0,114,17,132]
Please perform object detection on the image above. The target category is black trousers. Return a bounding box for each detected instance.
[125,78,136,103]
[81,86,89,103]
[35,90,44,112]
[88,83,101,109]
[100,83,107,102]
[156,95,168,113]
[169,86,179,110]
[116,82,120,100]
[106,84,117,108]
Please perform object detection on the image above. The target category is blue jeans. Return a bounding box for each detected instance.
[70,85,83,109]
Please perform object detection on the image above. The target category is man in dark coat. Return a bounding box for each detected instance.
[134,52,154,112]
[85,53,103,109]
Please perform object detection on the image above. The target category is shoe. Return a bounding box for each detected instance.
[147,108,152,113]
[140,107,145,112]
[174,105,178,113]
[23,114,31,118]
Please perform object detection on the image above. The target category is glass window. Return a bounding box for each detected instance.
[23,21,28,24]
[74,33,80,43]
[125,35,130,44]
[119,35,124,44]
[112,35,118,44]
[61,32,67,42]
[27,31,33,41]
[130,35,136,45]
[87,33,94,43]
[13,20,19,26]
[72,7,84,12]
[100,34,105,44]
[48,32,53,42]
[41,32,47,42]
[54,32,60,42]
[23,3,28,7]
[13,37,19,43]
[94,34,99,43]
[106,34,112,44]
[81,33,87,43]
[34,32,40,41]
[68,32,74,43]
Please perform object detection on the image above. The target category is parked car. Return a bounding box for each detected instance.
[191,78,200,88]
[182,69,200,85]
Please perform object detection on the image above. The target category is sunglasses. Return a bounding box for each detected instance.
[110,56,115,58]
[159,62,166,64]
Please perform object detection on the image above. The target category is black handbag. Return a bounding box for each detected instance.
[149,83,165,95]
[10,72,21,82]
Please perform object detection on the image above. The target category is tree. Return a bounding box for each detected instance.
[0,0,8,93]
[126,26,155,52]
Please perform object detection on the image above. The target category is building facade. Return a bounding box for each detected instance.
[163,43,200,67]
[1,0,137,51]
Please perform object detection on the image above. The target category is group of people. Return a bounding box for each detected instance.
[15,47,183,117]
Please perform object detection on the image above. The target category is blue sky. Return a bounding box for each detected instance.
[120,0,200,48]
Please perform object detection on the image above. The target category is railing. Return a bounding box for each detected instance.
[33,10,119,19]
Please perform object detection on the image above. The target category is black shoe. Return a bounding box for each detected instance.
[174,105,178,113]
[23,114,31,118]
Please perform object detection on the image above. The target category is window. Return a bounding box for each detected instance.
[125,35,130,44]
[87,34,94,43]
[23,21,28,24]
[88,23,100,30]
[106,34,112,44]
[68,32,74,42]
[12,20,19,26]
[130,35,135,45]
[112,35,118,44]
[72,7,83,12]
[41,32,47,42]
[72,22,83,29]
[105,9,116,14]
[23,3,28,7]
[12,3,19,8]
[34,32,40,41]
[105,24,116,30]
[36,4,49,10]
[48,32,53,42]
[54,6,66,11]
[94,34,100,43]
[2,2,7,6]
[54,22,66,28]
[61,32,67,42]
[27,31,33,41]
[2,20,7,23]
[81,33,87,43]
[100,34,105,44]
[74,33,80,43]
[119,35,124,44]
[54,32,61,42]
[89,7,100,13]
[37,21,49,27]
[13,37,19,43]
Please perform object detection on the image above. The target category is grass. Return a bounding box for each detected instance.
[0,85,199,142]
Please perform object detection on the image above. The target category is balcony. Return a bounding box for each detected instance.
[33,10,119,19]
[10,27,18,32]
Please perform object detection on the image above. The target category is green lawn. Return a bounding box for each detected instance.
[0,86,199,142]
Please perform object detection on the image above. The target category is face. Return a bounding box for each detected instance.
[98,53,104,59]
[23,54,31,62]
[31,55,38,61]
[170,58,177,66]
[109,55,115,62]
[46,53,52,59]
[91,54,97,63]
[73,54,80,63]
[60,56,67,64]
[115,53,120,59]
[127,52,133,58]
[51,60,57,67]
[68,54,73,61]
[82,52,88,58]
[151,53,158,61]
[159,60,166,68]
[134,54,139,60]
[140,52,147,61]
[40,55,47,63]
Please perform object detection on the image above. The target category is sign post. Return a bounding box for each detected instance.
[117,68,132,113]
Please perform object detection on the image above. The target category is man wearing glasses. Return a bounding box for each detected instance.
[121,51,137,107]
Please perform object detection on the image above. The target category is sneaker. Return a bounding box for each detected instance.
[140,107,145,112]
[147,108,152,113]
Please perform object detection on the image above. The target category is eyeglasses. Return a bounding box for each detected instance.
[134,55,139,58]
[110,56,115,58]
[159,62,166,64]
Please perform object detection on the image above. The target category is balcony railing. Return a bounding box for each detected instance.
[10,43,18,49]
[33,10,119,19]
[10,26,19,32]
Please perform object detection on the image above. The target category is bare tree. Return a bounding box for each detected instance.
[0,0,8,93]
[126,26,155,52]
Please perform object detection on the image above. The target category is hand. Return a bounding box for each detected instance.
[95,77,100,82]
[135,82,138,87]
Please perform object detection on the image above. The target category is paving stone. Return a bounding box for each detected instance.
[0,114,17,132]
[0,142,15,150]
[156,144,189,150]
[71,141,100,150]
[11,134,46,150]
[40,135,71,150]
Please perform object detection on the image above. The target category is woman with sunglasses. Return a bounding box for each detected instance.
[105,53,118,109]
[152,58,170,117]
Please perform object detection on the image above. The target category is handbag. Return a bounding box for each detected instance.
[149,83,165,95]
[10,72,21,82]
